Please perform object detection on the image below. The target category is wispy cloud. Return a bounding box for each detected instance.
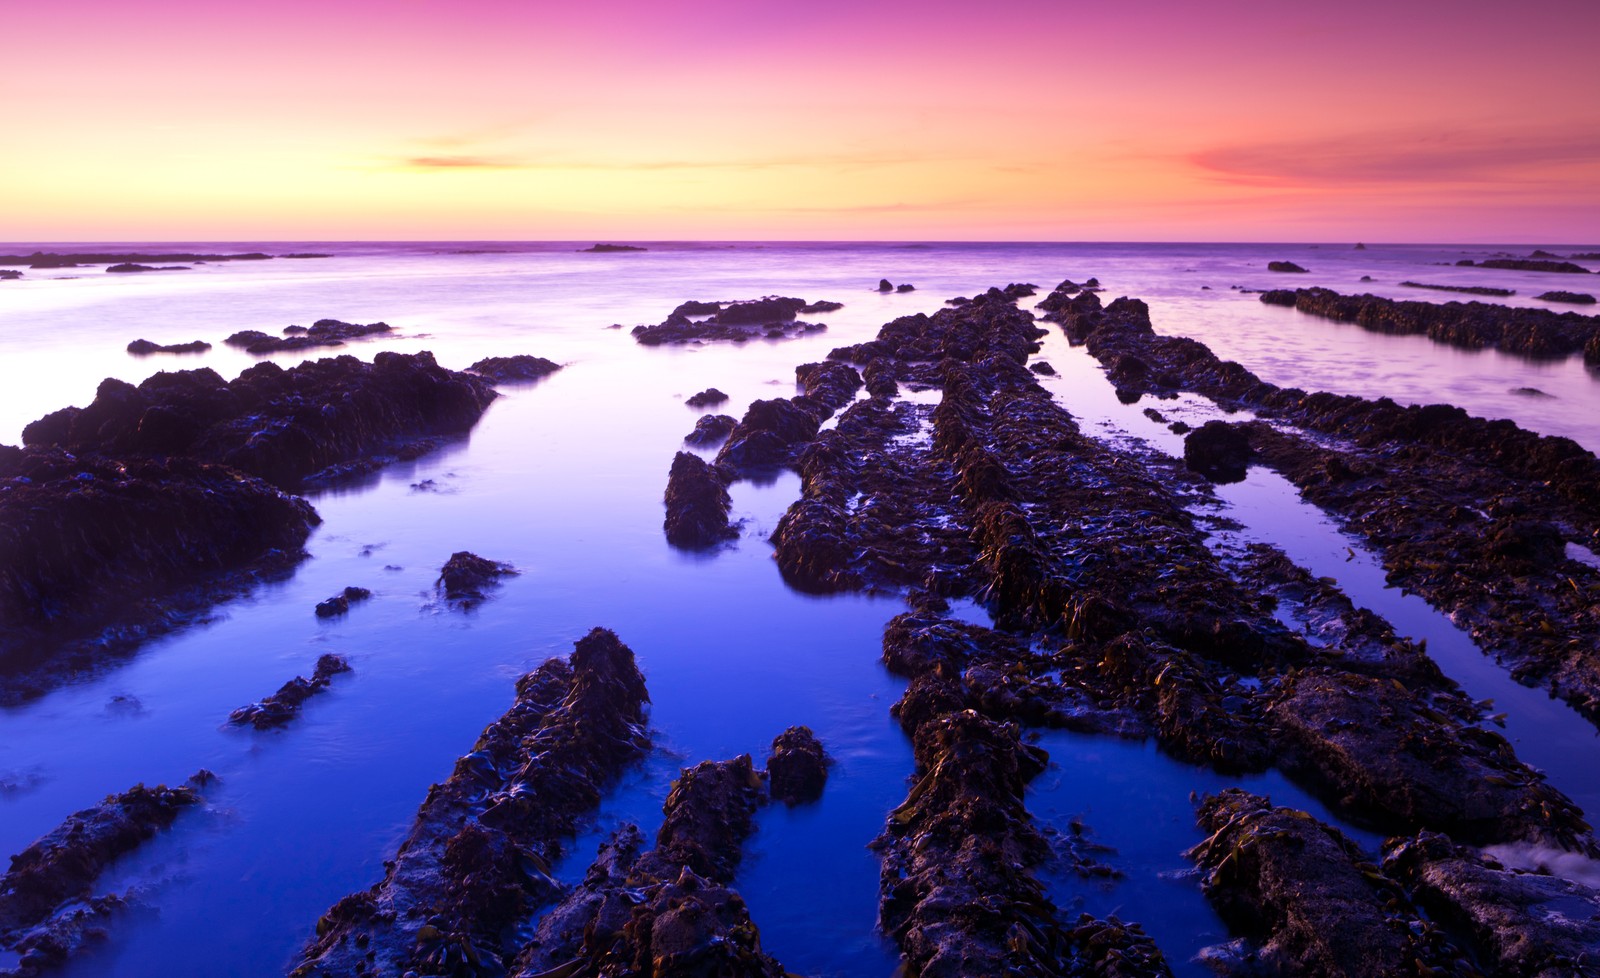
[1190,127,1600,189]
[404,155,530,170]
[388,148,951,173]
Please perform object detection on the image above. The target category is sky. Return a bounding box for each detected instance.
[2,0,1598,242]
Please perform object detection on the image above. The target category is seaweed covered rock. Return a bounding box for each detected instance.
[313,586,371,619]
[765,725,829,805]
[22,352,498,490]
[1183,420,1253,483]
[714,397,823,471]
[509,750,793,978]
[632,297,824,345]
[1385,832,1600,978]
[228,654,352,729]
[466,355,561,383]
[0,772,213,974]
[294,629,650,978]
[0,448,317,700]
[683,413,737,447]
[1189,790,1473,978]
[662,452,736,549]
[436,551,516,608]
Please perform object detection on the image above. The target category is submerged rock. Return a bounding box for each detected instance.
[293,629,650,978]
[662,452,736,549]
[466,355,561,383]
[228,654,352,729]
[436,551,516,607]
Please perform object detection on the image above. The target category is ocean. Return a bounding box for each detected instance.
[1,240,1596,976]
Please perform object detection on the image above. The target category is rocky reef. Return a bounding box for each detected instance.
[0,773,213,976]
[23,352,497,490]
[1260,286,1600,360]
[228,654,352,730]
[293,629,651,978]
[631,297,830,345]
[0,447,317,703]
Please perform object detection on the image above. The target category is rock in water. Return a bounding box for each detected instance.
[436,551,517,607]
[1183,420,1253,483]
[663,452,736,548]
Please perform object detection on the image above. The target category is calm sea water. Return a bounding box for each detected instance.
[1,241,1596,977]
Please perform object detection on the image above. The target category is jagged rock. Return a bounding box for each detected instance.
[23,352,497,489]
[0,772,214,974]
[228,654,351,729]
[683,414,737,447]
[436,551,517,607]
[313,586,372,618]
[663,452,735,549]
[467,355,561,383]
[293,630,650,978]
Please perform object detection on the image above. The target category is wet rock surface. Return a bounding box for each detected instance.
[1259,286,1600,360]
[0,773,212,976]
[293,628,650,978]
[508,741,810,978]
[126,338,211,355]
[682,413,736,447]
[662,451,736,549]
[1183,420,1253,483]
[314,586,372,619]
[465,355,561,383]
[435,551,517,608]
[222,319,394,355]
[1188,790,1476,978]
[23,352,497,490]
[1386,832,1600,978]
[765,725,828,805]
[631,296,828,345]
[1055,285,1600,727]
[228,654,352,729]
[0,447,317,703]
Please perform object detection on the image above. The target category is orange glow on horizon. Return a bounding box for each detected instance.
[3,0,1597,243]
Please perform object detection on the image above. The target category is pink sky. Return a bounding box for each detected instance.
[3,0,1597,242]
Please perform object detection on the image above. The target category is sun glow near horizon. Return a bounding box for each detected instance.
[4,0,1598,242]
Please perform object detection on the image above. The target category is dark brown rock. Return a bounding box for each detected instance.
[663,452,735,549]
[228,654,352,729]
[1183,420,1253,483]
[765,725,828,805]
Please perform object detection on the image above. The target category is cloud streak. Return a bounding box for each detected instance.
[1190,128,1600,189]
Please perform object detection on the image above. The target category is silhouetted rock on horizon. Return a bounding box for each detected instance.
[107,263,189,273]
[579,243,646,252]
[23,351,496,489]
